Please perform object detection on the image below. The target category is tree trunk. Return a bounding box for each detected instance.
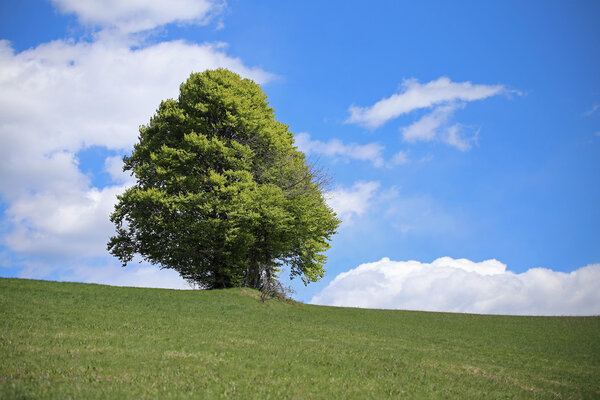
[260,226,272,302]
[260,264,272,302]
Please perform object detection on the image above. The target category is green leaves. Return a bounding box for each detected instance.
[108,69,340,292]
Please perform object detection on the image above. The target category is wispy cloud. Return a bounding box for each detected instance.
[347,77,505,129]
[401,104,456,143]
[326,181,380,223]
[295,133,385,167]
[399,104,478,151]
[443,124,478,151]
[390,150,409,166]
[326,182,458,236]
[311,257,600,316]
[295,133,414,167]
[584,103,600,116]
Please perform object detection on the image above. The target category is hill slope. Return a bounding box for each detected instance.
[1,278,598,398]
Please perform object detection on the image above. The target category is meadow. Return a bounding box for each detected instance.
[1,277,598,399]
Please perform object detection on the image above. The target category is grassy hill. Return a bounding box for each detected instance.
[1,278,598,399]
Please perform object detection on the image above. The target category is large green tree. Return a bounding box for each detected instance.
[108,69,340,297]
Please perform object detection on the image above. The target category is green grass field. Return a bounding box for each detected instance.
[1,278,598,399]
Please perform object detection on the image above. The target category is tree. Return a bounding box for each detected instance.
[108,69,340,299]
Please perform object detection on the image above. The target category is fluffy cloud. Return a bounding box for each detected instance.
[51,0,221,33]
[0,10,272,287]
[104,156,134,185]
[295,133,385,167]
[347,77,505,129]
[326,181,380,223]
[4,184,125,259]
[0,37,271,200]
[311,257,600,316]
[0,35,271,258]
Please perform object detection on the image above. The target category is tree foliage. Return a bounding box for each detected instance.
[108,69,340,296]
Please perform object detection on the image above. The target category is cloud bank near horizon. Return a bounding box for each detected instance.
[311,257,600,316]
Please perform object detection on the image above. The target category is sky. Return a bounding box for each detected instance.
[1,0,599,315]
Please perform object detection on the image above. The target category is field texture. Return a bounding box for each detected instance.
[1,278,598,399]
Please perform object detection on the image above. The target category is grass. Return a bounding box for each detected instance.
[1,278,598,399]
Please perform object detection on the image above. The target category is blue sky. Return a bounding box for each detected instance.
[1,0,599,315]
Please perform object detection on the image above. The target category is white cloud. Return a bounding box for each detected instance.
[0,14,273,289]
[295,133,413,167]
[390,150,409,166]
[347,77,505,129]
[17,258,191,290]
[104,155,134,185]
[326,181,380,223]
[4,184,126,259]
[0,37,271,201]
[295,133,385,167]
[66,262,192,290]
[0,35,271,258]
[399,104,478,151]
[443,124,478,151]
[311,257,600,316]
[401,104,456,143]
[51,0,222,33]
[324,182,459,235]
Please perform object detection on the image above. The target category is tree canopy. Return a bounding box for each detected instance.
[108,69,340,296]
